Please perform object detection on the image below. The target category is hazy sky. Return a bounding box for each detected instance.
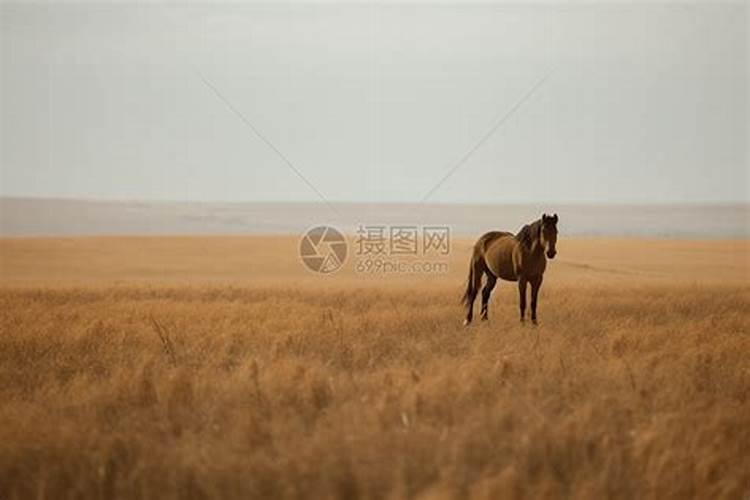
[1,1,747,204]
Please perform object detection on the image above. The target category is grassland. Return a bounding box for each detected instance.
[0,236,748,499]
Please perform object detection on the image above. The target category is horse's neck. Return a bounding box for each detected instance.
[526,239,545,259]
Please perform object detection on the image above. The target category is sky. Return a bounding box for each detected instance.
[1,1,747,205]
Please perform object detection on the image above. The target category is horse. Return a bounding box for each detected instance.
[462,213,558,326]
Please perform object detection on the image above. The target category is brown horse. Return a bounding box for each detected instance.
[462,213,558,325]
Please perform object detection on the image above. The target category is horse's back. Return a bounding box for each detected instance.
[475,231,512,251]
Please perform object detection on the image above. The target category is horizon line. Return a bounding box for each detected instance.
[2,195,748,208]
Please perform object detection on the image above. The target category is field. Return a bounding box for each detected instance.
[0,236,748,499]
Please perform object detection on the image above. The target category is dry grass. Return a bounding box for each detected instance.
[0,237,749,499]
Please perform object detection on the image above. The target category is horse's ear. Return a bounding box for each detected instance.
[541,213,548,222]
[553,213,558,223]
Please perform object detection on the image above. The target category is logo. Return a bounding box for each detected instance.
[299,225,348,274]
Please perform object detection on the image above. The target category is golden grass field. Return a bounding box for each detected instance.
[1,236,749,499]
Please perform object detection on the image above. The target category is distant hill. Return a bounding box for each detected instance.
[1,197,747,238]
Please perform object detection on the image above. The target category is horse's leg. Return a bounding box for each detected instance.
[518,277,528,322]
[480,273,497,321]
[464,259,484,325]
[530,275,543,324]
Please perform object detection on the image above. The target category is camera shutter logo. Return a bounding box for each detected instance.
[300,226,348,274]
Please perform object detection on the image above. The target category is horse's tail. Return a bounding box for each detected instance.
[461,246,480,307]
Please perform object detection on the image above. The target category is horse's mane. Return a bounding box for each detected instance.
[515,219,542,250]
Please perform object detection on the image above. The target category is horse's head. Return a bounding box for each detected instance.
[540,213,558,259]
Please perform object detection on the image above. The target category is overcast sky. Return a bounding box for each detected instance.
[1,1,747,204]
